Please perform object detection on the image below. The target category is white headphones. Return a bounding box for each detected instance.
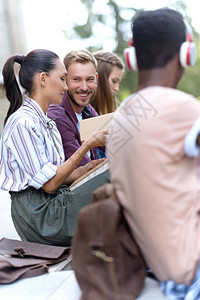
[123,41,138,71]
[179,20,196,68]
[123,20,196,71]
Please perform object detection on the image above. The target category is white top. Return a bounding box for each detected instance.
[75,112,91,159]
[75,112,82,131]
[0,96,65,191]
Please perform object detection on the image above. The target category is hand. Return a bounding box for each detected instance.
[84,130,108,149]
[82,158,105,174]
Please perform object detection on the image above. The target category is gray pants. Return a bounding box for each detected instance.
[10,170,110,246]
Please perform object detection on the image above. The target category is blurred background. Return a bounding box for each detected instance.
[0,0,200,135]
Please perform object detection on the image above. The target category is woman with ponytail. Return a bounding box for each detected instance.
[3,55,25,124]
[0,49,109,246]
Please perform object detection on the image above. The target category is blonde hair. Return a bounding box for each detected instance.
[63,49,97,70]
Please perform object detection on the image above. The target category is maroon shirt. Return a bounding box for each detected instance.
[47,94,103,167]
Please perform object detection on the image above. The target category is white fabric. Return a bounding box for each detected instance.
[75,112,91,159]
[0,96,64,191]
[75,112,82,131]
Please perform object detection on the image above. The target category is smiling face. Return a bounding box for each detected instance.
[108,66,123,96]
[66,62,98,113]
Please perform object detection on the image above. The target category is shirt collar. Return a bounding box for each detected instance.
[24,95,48,125]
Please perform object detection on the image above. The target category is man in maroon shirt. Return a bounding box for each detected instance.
[47,49,105,167]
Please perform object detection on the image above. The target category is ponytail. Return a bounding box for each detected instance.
[2,49,59,125]
[2,55,25,125]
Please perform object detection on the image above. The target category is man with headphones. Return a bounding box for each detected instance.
[107,8,200,299]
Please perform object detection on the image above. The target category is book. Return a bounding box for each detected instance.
[80,113,114,141]
[69,159,109,191]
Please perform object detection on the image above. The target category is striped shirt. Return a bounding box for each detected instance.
[0,96,65,191]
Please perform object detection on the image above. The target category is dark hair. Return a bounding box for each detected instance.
[132,8,186,70]
[91,51,124,114]
[2,49,59,125]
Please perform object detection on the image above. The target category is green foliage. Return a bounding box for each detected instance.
[66,0,139,103]
[178,60,200,97]
[74,22,92,39]
[118,70,138,103]
[63,0,200,101]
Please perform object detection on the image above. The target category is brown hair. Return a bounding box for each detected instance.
[91,51,124,115]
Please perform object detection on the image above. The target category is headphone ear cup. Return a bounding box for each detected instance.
[179,41,196,68]
[123,47,138,71]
